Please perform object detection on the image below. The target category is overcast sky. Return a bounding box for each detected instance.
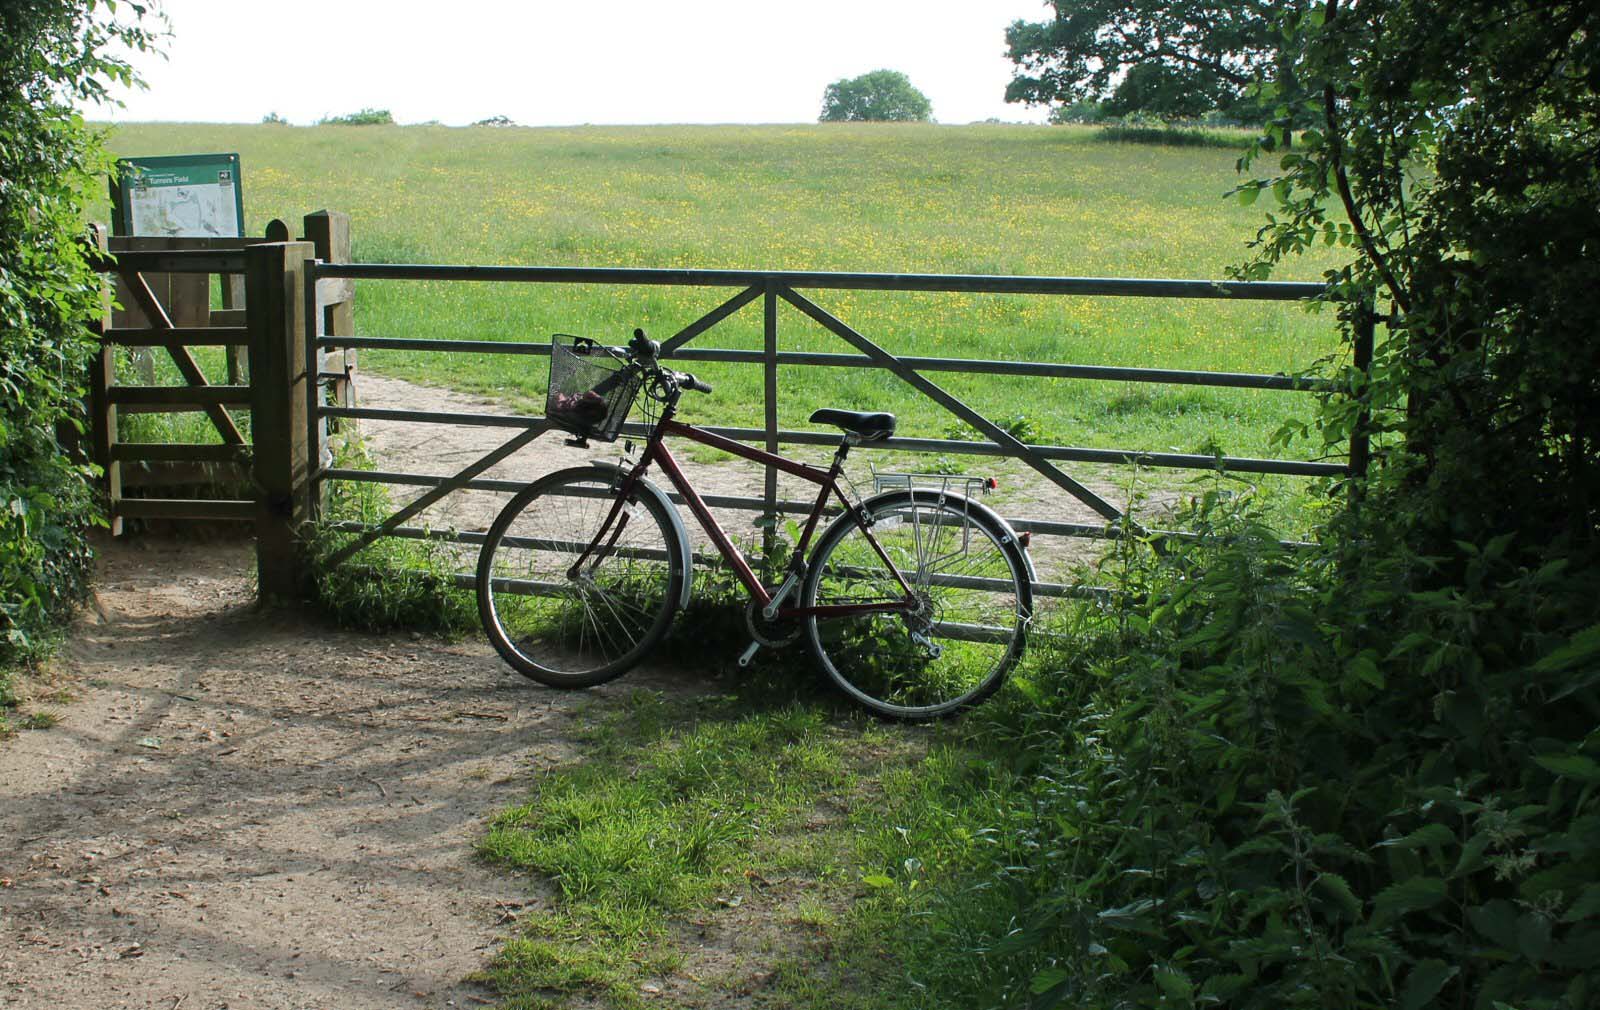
[101,1,1056,126]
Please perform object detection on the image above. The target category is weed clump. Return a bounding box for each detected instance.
[304,438,474,634]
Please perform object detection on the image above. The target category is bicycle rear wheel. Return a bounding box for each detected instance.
[477,465,683,687]
[800,490,1031,720]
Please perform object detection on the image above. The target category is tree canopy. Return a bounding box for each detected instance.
[819,69,932,123]
[1005,1,1309,121]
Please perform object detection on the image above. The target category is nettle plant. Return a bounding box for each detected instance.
[939,5,1600,1006]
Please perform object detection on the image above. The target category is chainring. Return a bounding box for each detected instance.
[744,597,802,648]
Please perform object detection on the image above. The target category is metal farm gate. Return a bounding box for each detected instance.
[292,263,1373,602]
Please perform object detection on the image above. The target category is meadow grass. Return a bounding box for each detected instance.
[472,677,1048,1010]
[98,124,1347,516]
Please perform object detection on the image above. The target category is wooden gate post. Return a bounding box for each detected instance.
[84,224,123,535]
[246,240,316,601]
[302,210,356,407]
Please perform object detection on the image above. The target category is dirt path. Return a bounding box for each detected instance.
[0,538,699,1009]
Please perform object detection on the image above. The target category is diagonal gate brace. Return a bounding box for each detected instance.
[321,423,549,570]
[660,285,761,355]
[122,269,247,446]
[778,286,1130,528]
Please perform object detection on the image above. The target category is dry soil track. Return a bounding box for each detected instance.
[0,537,700,1009]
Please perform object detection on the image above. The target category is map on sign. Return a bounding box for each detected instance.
[116,153,245,238]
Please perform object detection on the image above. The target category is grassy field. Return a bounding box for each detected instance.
[100,123,1346,491]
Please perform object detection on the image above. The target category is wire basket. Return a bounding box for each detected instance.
[545,334,641,442]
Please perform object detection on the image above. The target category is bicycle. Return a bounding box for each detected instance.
[475,329,1035,720]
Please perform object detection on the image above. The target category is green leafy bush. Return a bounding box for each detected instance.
[896,487,1599,1009]
[303,440,475,634]
[1,3,159,683]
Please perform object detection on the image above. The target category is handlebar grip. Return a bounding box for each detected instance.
[682,372,713,394]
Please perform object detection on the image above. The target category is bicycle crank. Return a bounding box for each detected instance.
[738,597,801,667]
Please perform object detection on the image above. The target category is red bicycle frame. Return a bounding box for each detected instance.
[578,414,917,619]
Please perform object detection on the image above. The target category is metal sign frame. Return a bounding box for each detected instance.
[113,152,246,238]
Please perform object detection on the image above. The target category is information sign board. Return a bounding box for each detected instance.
[115,153,245,238]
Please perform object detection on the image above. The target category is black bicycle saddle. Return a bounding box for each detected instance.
[810,408,896,441]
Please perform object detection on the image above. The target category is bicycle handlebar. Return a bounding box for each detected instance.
[580,329,712,396]
[677,371,713,395]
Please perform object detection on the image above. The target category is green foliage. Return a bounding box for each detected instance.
[1,1,160,681]
[260,110,288,125]
[1047,99,1106,125]
[303,439,475,634]
[1005,2,1309,124]
[1096,121,1254,149]
[857,490,1600,1008]
[1103,63,1230,121]
[316,107,394,126]
[819,70,932,123]
[1237,1,1600,567]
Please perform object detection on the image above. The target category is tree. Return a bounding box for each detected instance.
[1004,1,1309,122]
[1242,0,1600,557]
[1,1,160,673]
[819,70,932,123]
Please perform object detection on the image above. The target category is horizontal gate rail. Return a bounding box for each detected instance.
[110,443,249,464]
[104,326,249,347]
[319,262,1326,300]
[317,334,1331,393]
[320,406,1342,479]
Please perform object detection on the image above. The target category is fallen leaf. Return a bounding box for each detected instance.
[136,737,162,750]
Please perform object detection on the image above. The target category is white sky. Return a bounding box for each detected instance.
[102,0,1056,126]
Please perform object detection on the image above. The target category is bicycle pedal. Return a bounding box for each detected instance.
[737,640,762,668]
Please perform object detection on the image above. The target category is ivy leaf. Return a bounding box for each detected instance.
[1399,959,1458,1010]
[1154,965,1195,1005]
[1469,900,1519,949]
[1530,623,1600,673]
[1314,872,1363,918]
[1377,823,1455,851]
[1029,967,1070,995]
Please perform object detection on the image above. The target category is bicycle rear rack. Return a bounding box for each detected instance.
[870,465,996,499]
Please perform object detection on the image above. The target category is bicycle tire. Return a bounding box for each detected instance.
[800,489,1032,720]
[477,465,683,688]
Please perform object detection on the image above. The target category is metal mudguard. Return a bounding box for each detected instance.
[860,487,1038,585]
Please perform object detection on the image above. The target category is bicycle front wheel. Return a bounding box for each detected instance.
[800,491,1032,720]
[477,465,683,688]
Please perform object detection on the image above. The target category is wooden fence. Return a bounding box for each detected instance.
[85,213,352,598]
